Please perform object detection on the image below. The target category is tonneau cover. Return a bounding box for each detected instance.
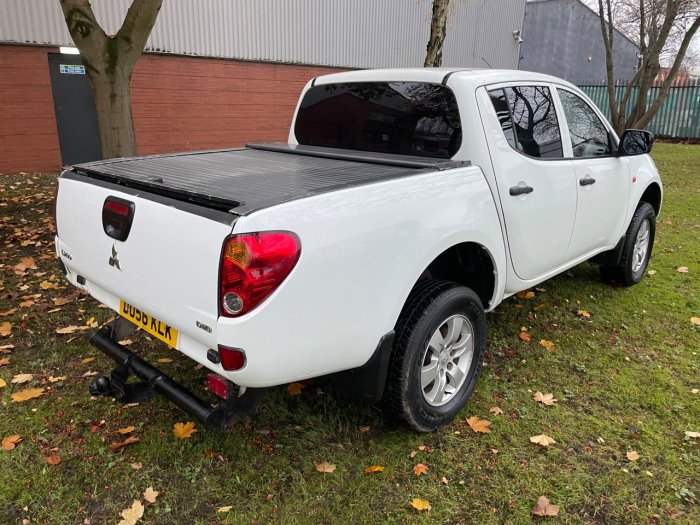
[71,143,470,215]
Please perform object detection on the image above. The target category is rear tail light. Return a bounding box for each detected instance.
[218,346,246,371]
[207,372,235,399]
[219,231,300,317]
[102,196,135,241]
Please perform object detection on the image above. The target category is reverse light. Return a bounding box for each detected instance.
[219,232,300,317]
[102,196,135,241]
[218,346,246,371]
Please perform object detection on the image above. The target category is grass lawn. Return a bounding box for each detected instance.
[0,142,698,524]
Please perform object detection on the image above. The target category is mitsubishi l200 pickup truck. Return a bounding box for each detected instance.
[55,69,662,431]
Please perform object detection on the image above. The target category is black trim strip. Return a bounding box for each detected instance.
[310,77,316,87]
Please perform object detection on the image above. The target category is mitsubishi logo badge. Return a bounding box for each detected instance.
[108,244,122,271]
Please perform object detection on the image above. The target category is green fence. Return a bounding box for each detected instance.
[578,83,700,138]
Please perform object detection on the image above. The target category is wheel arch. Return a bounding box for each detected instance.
[639,182,662,216]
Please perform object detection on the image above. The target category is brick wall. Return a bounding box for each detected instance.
[0,44,345,174]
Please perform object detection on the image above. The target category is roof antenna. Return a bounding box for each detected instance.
[481,57,493,69]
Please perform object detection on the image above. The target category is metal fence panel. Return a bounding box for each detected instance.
[578,83,700,139]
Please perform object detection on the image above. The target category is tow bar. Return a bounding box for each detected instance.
[88,325,266,429]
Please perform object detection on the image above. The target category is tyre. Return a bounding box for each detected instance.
[600,202,656,286]
[386,280,486,432]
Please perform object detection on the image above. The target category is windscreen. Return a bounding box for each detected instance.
[294,82,462,159]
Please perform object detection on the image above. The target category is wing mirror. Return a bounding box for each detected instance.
[618,129,654,156]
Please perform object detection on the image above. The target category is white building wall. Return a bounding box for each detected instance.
[0,0,526,69]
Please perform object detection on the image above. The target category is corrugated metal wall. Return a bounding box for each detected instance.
[0,0,526,69]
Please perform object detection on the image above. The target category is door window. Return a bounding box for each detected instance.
[558,90,612,157]
[489,86,563,159]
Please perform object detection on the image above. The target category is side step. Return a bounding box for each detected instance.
[88,326,265,429]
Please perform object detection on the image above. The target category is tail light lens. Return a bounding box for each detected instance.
[219,231,300,317]
[102,197,135,241]
[218,346,247,371]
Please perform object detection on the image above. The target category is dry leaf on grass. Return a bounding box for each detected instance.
[217,506,232,513]
[532,495,560,517]
[489,406,504,415]
[519,331,531,342]
[413,463,428,476]
[11,387,44,402]
[0,309,17,317]
[81,357,95,364]
[287,382,305,396]
[143,486,159,503]
[677,266,689,273]
[0,378,5,388]
[11,374,33,384]
[117,500,144,525]
[173,421,197,439]
[48,376,66,383]
[684,431,700,439]
[315,461,336,473]
[539,340,555,352]
[1,435,22,451]
[517,290,535,300]
[109,436,140,451]
[530,434,557,447]
[626,450,640,461]
[56,326,79,334]
[691,317,700,326]
[576,309,591,318]
[0,357,9,367]
[45,454,61,465]
[466,416,491,433]
[364,465,385,474]
[533,391,557,406]
[117,426,136,435]
[411,498,431,512]
[0,322,11,337]
[157,358,173,363]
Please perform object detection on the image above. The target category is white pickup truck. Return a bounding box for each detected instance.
[55,69,662,431]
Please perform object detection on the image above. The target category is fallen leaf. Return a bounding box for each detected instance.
[0,379,5,388]
[533,391,557,406]
[693,389,699,395]
[53,297,73,306]
[315,461,336,473]
[117,500,144,525]
[576,309,591,318]
[157,358,173,363]
[647,269,657,276]
[0,357,9,367]
[691,317,700,326]
[409,450,418,458]
[287,382,305,396]
[0,309,17,317]
[217,506,232,513]
[364,465,385,474]
[56,326,79,334]
[359,425,371,433]
[517,290,535,300]
[534,303,547,312]
[1,435,22,451]
[11,374,33,384]
[532,495,560,517]
[173,421,197,439]
[530,434,557,447]
[539,339,555,352]
[677,266,689,273]
[19,300,34,308]
[45,454,61,465]
[413,463,428,476]
[411,498,431,512]
[489,406,504,415]
[466,416,491,433]
[11,387,44,402]
[81,357,95,364]
[441,476,449,485]
[131,462,143,470]
[418,445,431,452]
[684,431,700,439]
[626,450,640,461]
[109,436,140,451]
[117,426,136,435]
[519,331,531,342]
[85,317,96,327]
[0,344,14,352]
[39,280,56,290]
[20,257,36,269]
[143,486,159,503]
[0,322,11,337]
[48,375,66,383]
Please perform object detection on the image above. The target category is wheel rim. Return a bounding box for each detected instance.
[420,314,474,407]
[632,219,651,273]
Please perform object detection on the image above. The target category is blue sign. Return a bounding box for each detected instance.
[60,64,86,75]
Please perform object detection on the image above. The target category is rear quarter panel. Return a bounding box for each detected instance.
[220,166,506,387]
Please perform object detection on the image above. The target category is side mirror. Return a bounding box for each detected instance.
[618,129,654,156]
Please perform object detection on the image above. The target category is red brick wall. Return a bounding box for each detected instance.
[0,44,346,174]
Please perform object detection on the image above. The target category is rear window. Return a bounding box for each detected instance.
[294,82,462,158]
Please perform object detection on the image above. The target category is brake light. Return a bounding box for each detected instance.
[219,232,300,317]
[102,197,135,241]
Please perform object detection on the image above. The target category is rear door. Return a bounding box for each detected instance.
[483,85,577,281]
[555,87,630,259]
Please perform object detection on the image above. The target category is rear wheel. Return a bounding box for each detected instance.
[386,280,486,432]
[600,202,656,286]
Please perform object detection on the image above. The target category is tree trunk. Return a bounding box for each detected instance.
[424,0,450,67]
[89,70,137,158]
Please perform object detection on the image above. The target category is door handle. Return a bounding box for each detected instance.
[509,185,534,196]
[579,176,596,186]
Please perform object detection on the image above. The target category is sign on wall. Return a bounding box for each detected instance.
[59,64,85,75]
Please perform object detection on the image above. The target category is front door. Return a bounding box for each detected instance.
[483,85,577,281]
[555,88,630,259]
[48,53,102,166]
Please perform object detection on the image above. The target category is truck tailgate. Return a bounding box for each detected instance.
[55,174,234,351]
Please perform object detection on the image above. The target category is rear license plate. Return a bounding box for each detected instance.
[119,300,179,348]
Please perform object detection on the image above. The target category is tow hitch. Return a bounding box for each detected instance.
[88,324,266,429]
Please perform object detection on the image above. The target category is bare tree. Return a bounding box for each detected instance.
[425,0,451,67]
[59,0,163,159]
[597,0,700,133]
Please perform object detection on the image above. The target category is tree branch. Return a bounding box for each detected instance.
[117,0,163,69]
